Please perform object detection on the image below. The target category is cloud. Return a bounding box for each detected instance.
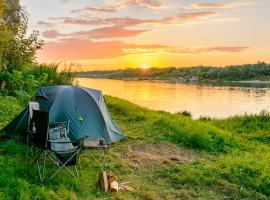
[49,11,216,27]
[71,0,166,13]
[42,11,216,40]
[156,11,216,25]
[42,30,64,39]
[71,26,149,39]
[37,21,54,27]
[60,0,70,3]
[119,0,165,9]
[190,2,253,9]
[39,39,166,60]
[48,16,144,26]
[72,6,116,13]
[39,35,249,62]
[198,47,249,53]
[124,46,249,54]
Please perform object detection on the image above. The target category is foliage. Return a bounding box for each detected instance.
[0,64,74,103]
[0,0,43,72]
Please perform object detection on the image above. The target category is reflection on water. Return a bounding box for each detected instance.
[77,78,270,119]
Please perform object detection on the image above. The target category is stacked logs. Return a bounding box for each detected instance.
[98,171,134,192]
[98,171,118,192]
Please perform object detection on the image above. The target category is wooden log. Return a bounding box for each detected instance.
[99,171,109,192]
[118,182,135,191]
[107,171,118,183]
[109,180,119,192]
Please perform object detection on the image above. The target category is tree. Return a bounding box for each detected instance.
[2,0,22,33]
[0,0,43,72]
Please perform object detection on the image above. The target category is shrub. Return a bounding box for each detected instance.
[0,64,74,103]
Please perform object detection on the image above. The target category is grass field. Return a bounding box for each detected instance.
[0,95,270,199]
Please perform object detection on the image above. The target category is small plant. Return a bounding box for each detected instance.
[179,110,192,117]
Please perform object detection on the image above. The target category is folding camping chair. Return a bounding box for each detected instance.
[31,110,84,183]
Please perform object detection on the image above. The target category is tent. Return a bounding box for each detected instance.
[1,85,124,144]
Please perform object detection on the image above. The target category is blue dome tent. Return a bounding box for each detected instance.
[1,85,124,144]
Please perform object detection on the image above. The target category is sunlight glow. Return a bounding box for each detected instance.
[139,64,150,69]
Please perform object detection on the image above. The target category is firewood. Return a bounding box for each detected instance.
[107,171,118,183]
[120,181,130,185]
[118,182,135,191]
[109,180,119,192]
[99,171,109,192]
[122,185,135,191]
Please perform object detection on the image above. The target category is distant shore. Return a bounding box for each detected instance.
[75,63,270,88]
[76,75,270,88]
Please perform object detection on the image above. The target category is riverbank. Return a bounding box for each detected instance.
[0,94,270,199]
[75,63,270,88]
[78,76,270,88]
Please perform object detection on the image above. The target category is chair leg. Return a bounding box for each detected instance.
[41,151,47,183]
[75,166,79,178]
[78,155,82,170]
[32,150,43,166]
[48,150,80,182]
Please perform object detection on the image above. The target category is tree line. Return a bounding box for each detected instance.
[78,61,270,82]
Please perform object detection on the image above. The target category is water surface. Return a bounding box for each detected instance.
[77,78,270,119]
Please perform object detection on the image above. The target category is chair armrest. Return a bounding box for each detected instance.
[48,136,86,146]
[47,139,73,144]
[50,122,67,125]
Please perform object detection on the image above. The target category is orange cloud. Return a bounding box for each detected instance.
[71,26,149,39]
[38,38,166,60]
[38,36,249,62]
[71,0,165,13]
[48,16,143,26]
[42,26,149,39]
[72,6,116,13]
[41,11,216,41]
[124,47,249,55]
[190,2,253,9]
[47,11,216,27]
[197,47,249,53]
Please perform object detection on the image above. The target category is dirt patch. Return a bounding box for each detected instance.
[118,143,199,169]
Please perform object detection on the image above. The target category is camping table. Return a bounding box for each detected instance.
[83,140,109,170]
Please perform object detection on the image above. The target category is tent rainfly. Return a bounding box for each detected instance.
[1,85,124,144]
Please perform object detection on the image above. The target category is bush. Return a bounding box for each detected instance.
[0,64,74,103]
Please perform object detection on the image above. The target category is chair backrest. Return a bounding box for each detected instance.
[28,102,40,119]
[32,110,49,149]
[28,101,40,132]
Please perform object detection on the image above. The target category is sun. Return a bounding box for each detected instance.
[139,64,150,70]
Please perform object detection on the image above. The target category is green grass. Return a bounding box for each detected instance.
[0,95,270,199]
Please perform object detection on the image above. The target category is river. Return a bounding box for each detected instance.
[77,78,270,119]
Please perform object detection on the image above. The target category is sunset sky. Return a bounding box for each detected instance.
[21,0,270,71]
